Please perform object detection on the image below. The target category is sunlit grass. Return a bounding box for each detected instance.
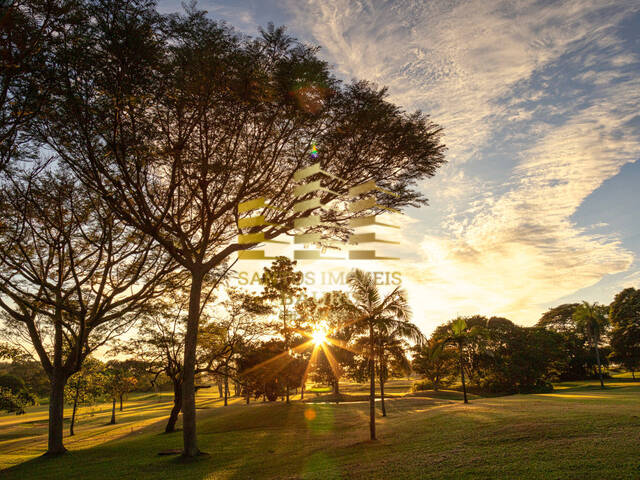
[1,378,639,479]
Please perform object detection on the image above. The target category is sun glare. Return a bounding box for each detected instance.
[311,327,328,345]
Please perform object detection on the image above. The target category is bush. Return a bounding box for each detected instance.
[517,380,554,394]
[412,380,442,392]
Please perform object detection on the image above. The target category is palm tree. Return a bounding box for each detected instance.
[376,324,423,417]
[573,301,609,389]
[347,269,413,440]
[445,317,472,404]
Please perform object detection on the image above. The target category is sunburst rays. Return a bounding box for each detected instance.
[240,322,364,388]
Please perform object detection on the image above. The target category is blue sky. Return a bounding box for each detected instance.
[160,0,640,332]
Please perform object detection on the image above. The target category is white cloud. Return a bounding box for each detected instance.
[280,0,640,331]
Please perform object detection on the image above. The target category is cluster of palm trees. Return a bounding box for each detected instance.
[346,269,423,440]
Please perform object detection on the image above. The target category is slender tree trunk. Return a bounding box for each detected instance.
[332,379,340,405]
[379,363,386,417]
[300,383,304,400]
[459,345,468,404]
[217,382,223,398]
[632,370,636,380]
[283,299,290,404]
[70,388,80,436]
[47,372,67,454]
[110,397,116,424]
[594,343,605,389]
[224,373,229,406]
[369,322,376,441]
[119,394,123,412]
[182,271,203,457]
[165,379,183,433]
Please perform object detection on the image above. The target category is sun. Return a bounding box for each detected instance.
[311,326,328,345]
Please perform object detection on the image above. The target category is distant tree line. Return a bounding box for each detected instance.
[412,289,640,397]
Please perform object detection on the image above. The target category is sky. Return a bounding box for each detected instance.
[160,0,640,334]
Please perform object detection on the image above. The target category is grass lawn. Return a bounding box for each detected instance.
[1,379,639,479]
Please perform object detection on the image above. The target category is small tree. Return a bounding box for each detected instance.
[64,358,103,436]
[412,339,457,391]
[261,258,304,404]
[103,362,138,425]
[573,302,609,389]
[375,324,422,417]
[439,318,475,404]
[298,292,357,399]
[347,269,412,440]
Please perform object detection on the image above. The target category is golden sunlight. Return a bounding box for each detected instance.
[311,327,328,345]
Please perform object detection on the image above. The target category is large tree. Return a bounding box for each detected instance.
[537,304,593,380]
[0,166,174,455]
[0,0,64,172]
[32,1,445,456]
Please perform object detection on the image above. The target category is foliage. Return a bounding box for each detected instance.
[412,339,456,391]
[103,362,138,404]
[573,301,609,388]
[64,358,104,408]
[609,287,640,376]
[0,373,36,414]
[431,316,562,395]
[536,304,597,380]
[298,291,357,393]
[347,268,414,435]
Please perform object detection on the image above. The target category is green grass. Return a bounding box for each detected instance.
[1,379,639,479]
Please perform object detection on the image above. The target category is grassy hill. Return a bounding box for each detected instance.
[1,378,639,479]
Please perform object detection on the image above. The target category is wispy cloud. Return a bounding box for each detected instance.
[280,0,640,329]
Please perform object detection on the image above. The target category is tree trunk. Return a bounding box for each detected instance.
[283,298,290,404]
[224,373,229,406]
[182,271,204,457]
[369,322,376,441]
[47,373,67,454]
[632,370,636,380]
[594,343,605,389]
[165,379,183,433]
[459,345,468,404]
[70,388,80,436]
[217,382,223,398]
[119,394,123,412]
[110,397,116,424]
[300,383,305,400]
[379,363,386,417]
